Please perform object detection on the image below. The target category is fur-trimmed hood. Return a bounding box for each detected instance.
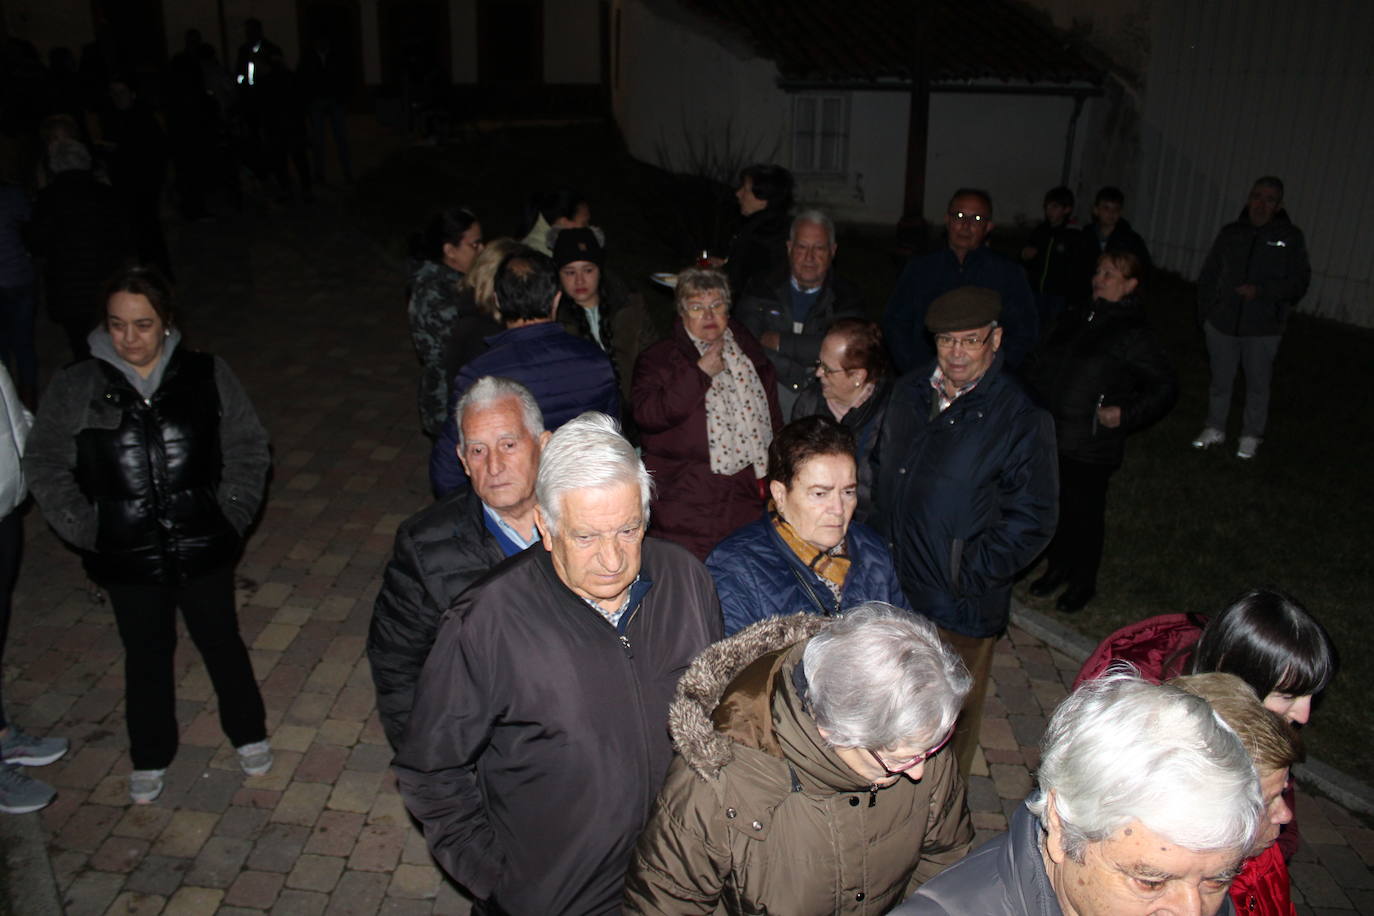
[669,613,829,778]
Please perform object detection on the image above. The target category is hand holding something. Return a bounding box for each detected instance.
[1096,405,1122,428]
[760,331,781,350]
[697,338,726,377]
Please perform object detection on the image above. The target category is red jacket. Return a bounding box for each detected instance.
[632,318,782,561]
[1074,613,1302,890]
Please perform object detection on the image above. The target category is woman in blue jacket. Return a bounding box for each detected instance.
[708,415,910,635]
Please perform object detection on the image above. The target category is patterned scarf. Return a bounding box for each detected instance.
[770,504,851,599]
[692,327,772,478]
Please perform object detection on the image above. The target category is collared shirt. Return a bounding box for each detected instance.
[929,365,982,414]
[482,502,537,556]
[580,574,652,631]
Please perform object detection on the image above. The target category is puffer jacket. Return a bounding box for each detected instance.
[0,365,30,518]
[367,485,507,750]
[24,350,270,585]
[871,353,1058,638]
[736,271,866,394]
[623,614,974,914]
[707,514,910,635]
[633,318,783,561]
[1023,295,1177,467]
[1197,211,1310,337]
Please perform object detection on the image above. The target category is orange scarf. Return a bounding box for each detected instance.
[770,505,851,598]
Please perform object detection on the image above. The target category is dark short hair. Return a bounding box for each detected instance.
[1043,186,1075,209]
[740,164,795,212]
[1190,587,1338,699]
[1253,176,1285,198]
[825,317,889,381]
[1098,250,1143,283]
[105,265,174,326]
[420,207,479,265]
[767,415,856,488]
[1094,186,1125,207]
[947,187,993,216]
[494,248,558,322]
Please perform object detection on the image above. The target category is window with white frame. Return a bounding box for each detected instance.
[792,93,849,175]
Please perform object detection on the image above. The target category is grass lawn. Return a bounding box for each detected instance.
[354,123,1373,779]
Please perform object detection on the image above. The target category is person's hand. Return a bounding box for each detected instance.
[1096,405,1122,428]
[697,338,726,376]
[1021,245,1038,261]
[1235,283,1259,301]
[760,331,781,350]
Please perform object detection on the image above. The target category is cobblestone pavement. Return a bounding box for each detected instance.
[6,183,1372,915]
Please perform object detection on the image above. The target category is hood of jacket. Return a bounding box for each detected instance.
[671,612,872,794]
[88,324,184,399]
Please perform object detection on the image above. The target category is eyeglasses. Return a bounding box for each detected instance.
[684,300,727,315]
[866,725,956,776]
[933,330,994,351]
[947,210,989,224]
[814,360,851,377]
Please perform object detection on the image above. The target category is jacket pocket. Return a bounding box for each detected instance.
[948,538,965,598]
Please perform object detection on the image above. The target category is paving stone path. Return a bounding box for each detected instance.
[6,181,1372,915]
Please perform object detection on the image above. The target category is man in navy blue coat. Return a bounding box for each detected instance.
[429,248,618,496]
[882,188,1038,375]
[872,287,1057,779]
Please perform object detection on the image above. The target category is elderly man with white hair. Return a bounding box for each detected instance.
[394,411,723,916]
[895,672,1264,916]
[624,603,974,914]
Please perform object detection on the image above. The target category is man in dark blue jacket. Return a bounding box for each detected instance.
[872,287,1057,779]
[882,188,1038,374]
[429,247,618,496]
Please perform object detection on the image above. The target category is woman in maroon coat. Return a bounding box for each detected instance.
[633,268,782,560]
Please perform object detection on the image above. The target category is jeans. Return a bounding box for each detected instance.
[106,565,266,770]
[0,510,20,731]
[1204,323,1282,439]
[0,284,36,395]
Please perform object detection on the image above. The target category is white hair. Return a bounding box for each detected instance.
[802,603,970,750]
[455,376,544,451]
[790,208,835,246]
[1028,670,1262,862]
[535,412,653,533]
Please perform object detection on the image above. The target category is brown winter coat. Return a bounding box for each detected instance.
[623,614,974,914]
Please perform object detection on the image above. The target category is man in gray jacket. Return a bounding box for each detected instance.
[0,365,68,813]
[894,673,1261,916]
[1191,176,1310,460]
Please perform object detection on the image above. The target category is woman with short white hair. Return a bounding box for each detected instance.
[624,603,974,914]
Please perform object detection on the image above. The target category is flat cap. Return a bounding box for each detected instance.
[925,286,1002,333]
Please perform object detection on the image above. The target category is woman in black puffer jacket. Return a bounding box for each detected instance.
[25,266,272,805]
[1023,251,1178,612]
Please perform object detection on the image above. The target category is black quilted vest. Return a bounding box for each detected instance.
[75,350,240,585]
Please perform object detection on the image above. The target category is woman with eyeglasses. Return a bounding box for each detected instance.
[407,206,483,437]
[624,603,974,914]
[791,318,891,520]
[1023,250,1177,611]
[632,267,782,560]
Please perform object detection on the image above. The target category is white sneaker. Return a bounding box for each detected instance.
[1236,436,1262,459]
[129,769,165,805]
[1191,427,1225,450]
[236,740,273,777]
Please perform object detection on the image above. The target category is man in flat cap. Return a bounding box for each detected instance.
[872,286,1057,778]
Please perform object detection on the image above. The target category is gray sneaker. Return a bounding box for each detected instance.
[1191,427,1225,450]
[1236,436,1262,459]
[0,763,57,814]
[129,769,166,805]
[0,726,69,767]
[236,740,273,777]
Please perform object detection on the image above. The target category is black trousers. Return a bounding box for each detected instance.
[106,565,266,770]
[0,509,20,731]
[1043,455,1115,592]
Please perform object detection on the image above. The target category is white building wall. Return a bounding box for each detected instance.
[1136,0,1374,326]
[616,0,788,183]
[452,0,478,82]
[2,0,93,54]
[797,91,909,226]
